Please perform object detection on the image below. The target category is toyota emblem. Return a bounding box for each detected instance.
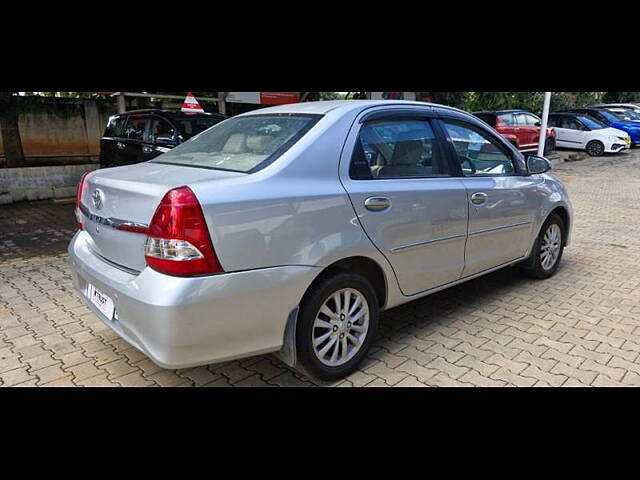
[92,189,104,210]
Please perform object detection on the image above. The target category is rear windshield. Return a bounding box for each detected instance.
[170,115,226,138]
[153,114,322,173]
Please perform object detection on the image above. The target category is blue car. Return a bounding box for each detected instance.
[566,108,640,146]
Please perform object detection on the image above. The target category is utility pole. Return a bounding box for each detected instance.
[537,92,552,157]
[218,92,227,116]
[117,92,126,114]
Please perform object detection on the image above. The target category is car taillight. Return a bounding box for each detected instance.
[75,172,89,230]
[144,186,224,277]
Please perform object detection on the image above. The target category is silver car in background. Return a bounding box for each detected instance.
[68,100,573,381]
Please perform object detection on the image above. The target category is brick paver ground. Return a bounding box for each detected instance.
[1,148,640,387]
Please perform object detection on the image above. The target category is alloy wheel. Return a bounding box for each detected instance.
[312,288,370,367]
[540,224,562,271]
[587,141,604,156]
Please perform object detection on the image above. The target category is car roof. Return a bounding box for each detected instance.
[592,103,640,108]
[472,109,532,115]
[236,99,469,117]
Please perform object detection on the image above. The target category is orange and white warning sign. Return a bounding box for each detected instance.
[181,92,205,113]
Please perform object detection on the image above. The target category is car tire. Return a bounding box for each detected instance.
[543,138,555,156]
[520,213,565,280]
[296,272,379,381]
[586,140,605,157]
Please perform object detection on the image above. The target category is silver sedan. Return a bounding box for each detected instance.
[68,100,572,381]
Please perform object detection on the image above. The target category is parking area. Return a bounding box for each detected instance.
[1,149,640,387]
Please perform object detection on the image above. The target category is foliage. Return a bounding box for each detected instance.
[16,91,624,113]
[429,92,605,114]
[602,92,640,103]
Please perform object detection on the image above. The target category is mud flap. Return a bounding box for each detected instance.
[274,307,299,368]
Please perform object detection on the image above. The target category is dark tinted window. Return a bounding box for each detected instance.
[547,116,559,127]
[171,115,226,138]
[149,118,177,143]
[475,113,496,127]
[442,120,515,176]
[123,116,147,140]
[104,116,128,138]
[353,118,449,179]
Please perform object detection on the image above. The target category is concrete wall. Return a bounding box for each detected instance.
[0,97,117,168]
[0,164,99,205]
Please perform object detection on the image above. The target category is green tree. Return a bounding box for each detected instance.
[602,92,640,103]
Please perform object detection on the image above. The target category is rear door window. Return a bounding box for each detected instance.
[122,116,148,141]
[351,118,451,179]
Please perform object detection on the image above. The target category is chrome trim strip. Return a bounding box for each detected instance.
[390,233,467,253]
[79,203,149,231]
[469,221,532,237]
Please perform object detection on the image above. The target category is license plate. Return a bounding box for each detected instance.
[87,284,115,321]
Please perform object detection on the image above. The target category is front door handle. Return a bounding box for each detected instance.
[364,196,391,211]
[116,142,126,150]
[471,192,488,205]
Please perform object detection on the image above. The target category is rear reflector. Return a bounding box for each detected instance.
[144,186,224,276]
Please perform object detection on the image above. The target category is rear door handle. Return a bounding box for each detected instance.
[471,192,488,205]
[142,145,153,154]
[116,142,126,150]
[364,196,391,211]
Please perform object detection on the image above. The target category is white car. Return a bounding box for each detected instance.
[548,112,630,156]
[591,103,640,114]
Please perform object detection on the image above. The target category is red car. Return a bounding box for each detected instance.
[473,109,556,155]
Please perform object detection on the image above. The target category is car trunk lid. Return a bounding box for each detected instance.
[80,162,243,272]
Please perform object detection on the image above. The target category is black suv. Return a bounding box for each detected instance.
[99,109,227,167]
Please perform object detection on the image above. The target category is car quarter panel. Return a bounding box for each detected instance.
[187,107,401,304]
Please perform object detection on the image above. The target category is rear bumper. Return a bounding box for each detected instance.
[68,231,320,369]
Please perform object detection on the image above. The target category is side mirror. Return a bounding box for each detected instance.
[534,121,542,127]
[526,155,552,175]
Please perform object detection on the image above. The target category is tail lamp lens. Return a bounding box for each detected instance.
[75,172,89,230]
[144,186,223,276]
